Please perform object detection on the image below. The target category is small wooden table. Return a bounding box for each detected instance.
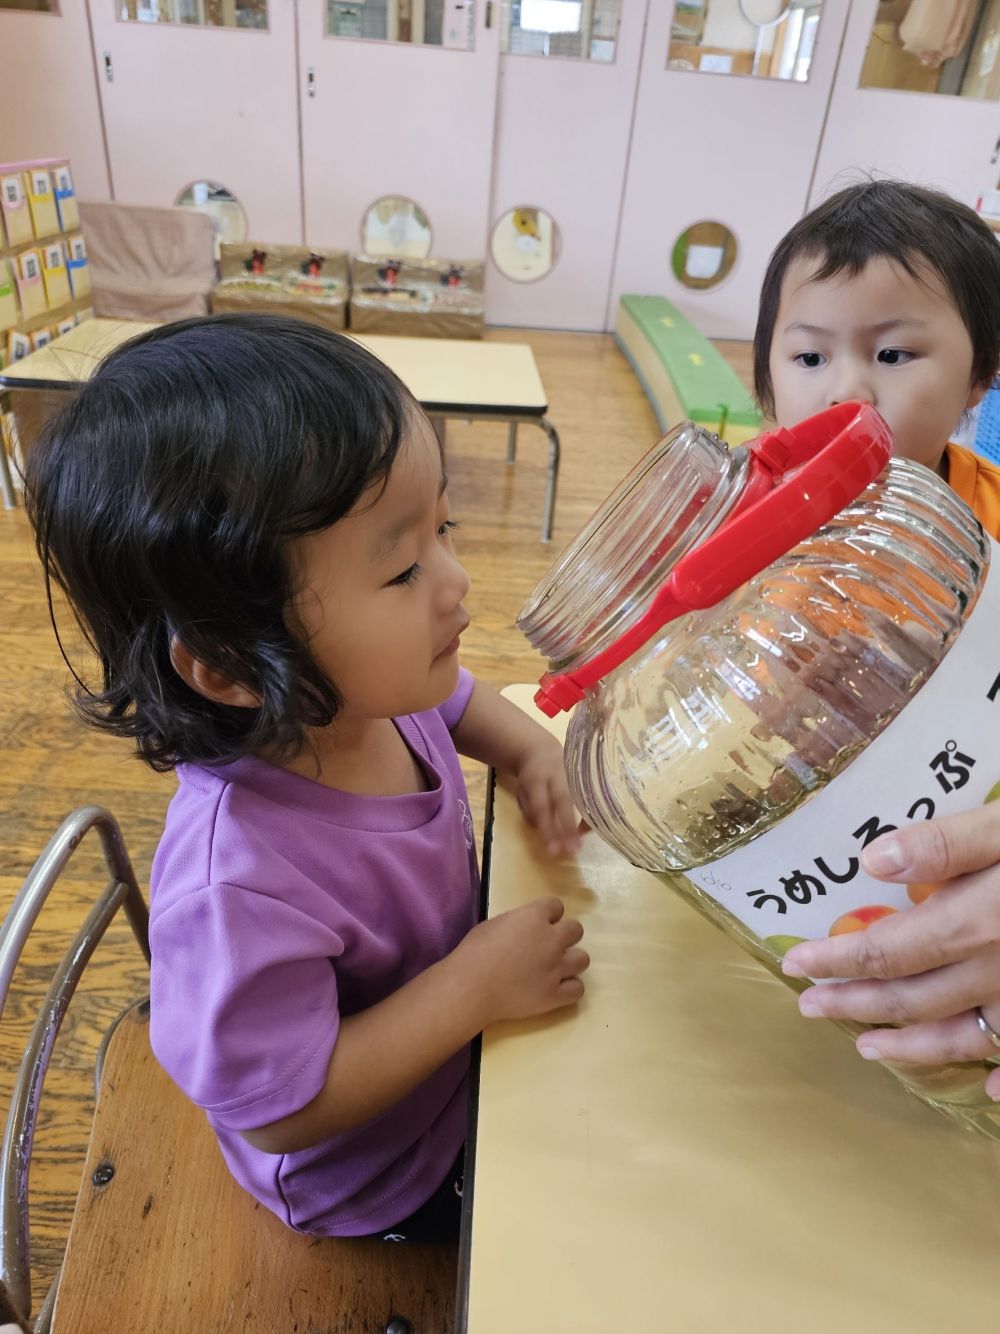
[458,685,1000,1332]
[0,320,562,540]
[351,332,560,542]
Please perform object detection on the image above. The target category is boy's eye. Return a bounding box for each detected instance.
[877,348,913,366]
[438,519,460,539]
[388,562,423,587]
[793,352,825,369]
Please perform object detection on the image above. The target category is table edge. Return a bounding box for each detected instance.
[454,765,497,1334]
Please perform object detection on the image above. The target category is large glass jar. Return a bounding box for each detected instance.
[518,404,1000,1138]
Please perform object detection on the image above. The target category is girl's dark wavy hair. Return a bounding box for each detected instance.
[24,313,415,771]
[753,179,1000,417]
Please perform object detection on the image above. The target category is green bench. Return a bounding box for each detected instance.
[615,295,762,445]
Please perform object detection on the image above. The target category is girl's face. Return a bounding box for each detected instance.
[289,413,470,723]
[768,254,987,473]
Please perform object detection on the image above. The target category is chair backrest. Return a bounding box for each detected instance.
[77,201,216,322]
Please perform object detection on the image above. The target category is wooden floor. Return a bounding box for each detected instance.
[0,328,756,1315]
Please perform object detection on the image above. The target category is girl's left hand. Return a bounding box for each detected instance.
[781,801,1000,1098]
[512,734,586,857]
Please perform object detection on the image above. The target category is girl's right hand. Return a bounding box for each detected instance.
[242,896,587,1153]
[458,896,589,1025]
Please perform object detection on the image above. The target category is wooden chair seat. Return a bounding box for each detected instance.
[54,1001,457,1333]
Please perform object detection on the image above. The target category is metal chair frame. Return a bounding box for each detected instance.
[0,807,149,1330]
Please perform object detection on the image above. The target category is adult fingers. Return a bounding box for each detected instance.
[851,1009,1000,1073]
[861,800,1000,883]
[796,949,1000,1026]
[782,878,996,981]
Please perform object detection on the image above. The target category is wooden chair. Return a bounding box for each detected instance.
[0,808,457,1333]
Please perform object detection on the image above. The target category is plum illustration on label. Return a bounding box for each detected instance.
[828,905,897,936]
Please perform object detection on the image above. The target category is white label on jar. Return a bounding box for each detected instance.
[684,536,1000,952]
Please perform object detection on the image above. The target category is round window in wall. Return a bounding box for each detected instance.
[175,181,248,247]
[490,207,559,284]
[362,196,433,258]
[671,220,738,290]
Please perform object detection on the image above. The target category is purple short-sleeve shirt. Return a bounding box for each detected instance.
[149,669,478,1235]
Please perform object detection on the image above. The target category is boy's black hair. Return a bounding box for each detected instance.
[25,314,416,771]
[753,179,1000,416]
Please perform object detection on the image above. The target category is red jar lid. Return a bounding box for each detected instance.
[535,402,893,716]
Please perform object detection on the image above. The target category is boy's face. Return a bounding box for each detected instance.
[768,254,987,473]
[289,413,471,724]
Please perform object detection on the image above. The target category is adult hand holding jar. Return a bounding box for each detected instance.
[782,800,1000,1100]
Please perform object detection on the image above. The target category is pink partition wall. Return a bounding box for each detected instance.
[13,0,993,338]
[484,0,648,331]
[609,0,851,339]
[810,0,1000,212]
[87,2,302,243]
[0,3,111,200]
[298,0,501,259]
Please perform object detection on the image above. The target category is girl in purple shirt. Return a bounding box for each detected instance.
[26,315,589,1241]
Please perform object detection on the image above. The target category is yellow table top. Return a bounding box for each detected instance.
[464,685,1000,1333]
[0,319,548,415]
[351,333,547,414]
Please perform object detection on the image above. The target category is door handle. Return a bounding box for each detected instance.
[992,134,1000,165]
[307,66,316,98]
[485,0,493,29]
[103,50,113,83]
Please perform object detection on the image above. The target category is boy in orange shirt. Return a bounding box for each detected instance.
[751,180,1000,1094]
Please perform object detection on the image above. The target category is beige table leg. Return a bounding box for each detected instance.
[0,442,16,510]
[429,411,559,542]
[0,397,17,510]
[537,417,560,543]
